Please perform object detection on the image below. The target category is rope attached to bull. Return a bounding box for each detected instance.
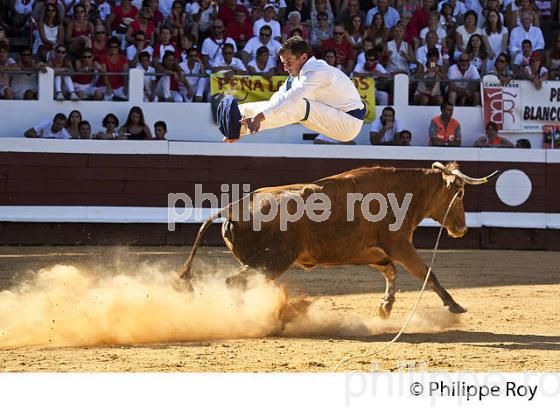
[332,189,462,372]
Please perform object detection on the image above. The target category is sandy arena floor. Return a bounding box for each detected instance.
[0,246,558,372]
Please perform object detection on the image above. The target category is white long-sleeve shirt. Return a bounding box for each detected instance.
[262,57,362,120]
[509,25,545,55]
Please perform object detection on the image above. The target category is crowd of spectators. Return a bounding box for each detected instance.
[0,0,558,105]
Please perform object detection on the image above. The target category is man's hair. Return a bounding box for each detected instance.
[521,39,532,47]
[154,121,167,131]
[427,47,440,59]
[79,120,90,128]
[138,51,151,60]
[278,36,310,58]
[516,138,531,148]
[108,36,121,47]
[440,101,453,111]
[365,49,377,59]
[322,48,335,57]
[223,43,234,52]
[81,47,93,56]
[260,24,272,35]
[53,113,67,122]
[256,46,269,57]
[134,30,146,38]
[382,106,395,116]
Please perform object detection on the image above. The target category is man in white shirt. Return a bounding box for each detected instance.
[211,43,248,74]
[508,12,545,57]
[437,0,467,19]
[416,30,449,67]
[24,113,71,139]
[201,19,237,69]
[241,25,282,66]
[365,0,400,29]
[253,5,282,41]
[447,52,481,105]
[352,49,390,105]
[225,36,365,142]
[369,107,403,145]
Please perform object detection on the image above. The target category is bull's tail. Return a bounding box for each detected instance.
[176,211,223,282]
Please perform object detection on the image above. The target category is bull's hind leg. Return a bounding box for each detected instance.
[370,259,397,319]
[391,242,466,314]
[225,265,255,290]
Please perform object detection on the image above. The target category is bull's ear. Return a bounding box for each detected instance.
[442,173,457,189]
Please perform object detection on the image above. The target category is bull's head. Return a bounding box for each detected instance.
[431,162,498,238]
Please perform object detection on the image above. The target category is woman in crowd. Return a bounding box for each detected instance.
[73,48,104,100]
[366,12,388,53]
[95,113,120,139]
[119,106,153,140]
[524,52,548,90]
[310,11,332,52]
[65,110,82,139]
[66,4,94,57]
[286,0,311,23]
[465,34,488,76]
[48,44,79,101]
[414,47,445,106]
[488,52,513,85]
[418,12,446,51]
[345,14,366,52]
[454,10,482,59]
[483,9,508,71]
[33,3,64,61]
[167,0,187,39]
[282,11,310,42]
[386,23,413,75]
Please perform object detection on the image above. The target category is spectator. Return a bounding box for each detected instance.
[474,121,514,147]
[418,12,446,49]
[311,0,335,31]
[429,101,461,146]
[488,52,513,85]
[447,52,481,106]
[73,48,104,100]
[119,106,153,140]
[516,138,531,148]
[179,47,207,102]
[436,0,467,20]
[366,0,400,29]
[11,0,35,32]
[127,30,154,66]
[226,9,254,50]
[0,26,9,49]
[66,4,94,57]
[107,0,138,41]
[365,12,389,53]
[248,46,276,77]
[242,25,281,66]
[416,30,449,68]
[166,0,187,38]
[386,23,413,74]
[339,0,366,30]
[454,10,482,59]
[505,0,540,30]
[91,25,109,60]
[405,0,433,45]
[545,33,560,81]
[508,11,544,58]
[48,44,79,101]
[201,19,237,69]
[219,0,249,27]
[395,129,412,145]
[483,9,508,71]
[78,120,92,139]
[352,49,389,105]
[355,37,374,66]
[477,0,502,29]
[254,5,282,41]
[513,39,532,78]
[98,36,129,101]
[344,14,366,52]
[95,113,120,139]
[465,34,488,75]
[127,5,156,44]
[282,11,310,42]
[286,0,311,23]
[369,107,404,145]
[177,33,197,62]
[153,26,177,64]
[322,48,338,67]
[146,0,165,29]
[154,120,167,139]
[524,51,548,89]
[32,0,65,24]
[10,47,46,100]
[24,113,71,139]
[414,47,444,105]
[189,0,218,40]
[310,11,332,51]
[135,51,157,101]
[211,43,247,74]
[0,45,15,100]
[65,110,82,139]
[32,2,64,61]
[155,50,188,102]
[321,25,355,74]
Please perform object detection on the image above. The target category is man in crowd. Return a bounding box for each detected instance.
[24,113,71,139]
[429,101,462,146]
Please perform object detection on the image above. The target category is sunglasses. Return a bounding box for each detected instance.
[497,59,506,63]
[82,55,93,58]
[56,50,66,54]
[334,32,344,35]
[318,17,327,20]
[135,38,145,41]
[260,32,271,37]
[47,8,56,11]
[96,31,106,34]
[108,44,119,48]
[106,120,117,124]
[366,58,376,62]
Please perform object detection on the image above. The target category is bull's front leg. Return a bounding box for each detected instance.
[371,260,397,319]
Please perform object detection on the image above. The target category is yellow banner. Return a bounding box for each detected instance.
[210,75,376,123]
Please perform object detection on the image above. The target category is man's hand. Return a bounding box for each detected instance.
[240,112,265,134]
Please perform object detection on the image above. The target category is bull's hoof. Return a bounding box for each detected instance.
[448,303,467,314]
[378,302,393,320]
[172,275,194,293]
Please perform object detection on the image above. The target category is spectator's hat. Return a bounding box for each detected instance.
[264,4,275,10]
[288,10,301,20]
[217,95,242,140]
[530,51,542,61]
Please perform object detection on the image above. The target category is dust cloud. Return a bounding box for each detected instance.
[0,263,460,348]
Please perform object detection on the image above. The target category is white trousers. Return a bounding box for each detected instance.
[156,76,184,102]
[239,98,363,142]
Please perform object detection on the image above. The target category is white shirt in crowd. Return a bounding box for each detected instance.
[213,55,247,72]
[416,44,448,65]
[386,40,411,73]
[370,117,404,144]
[437,0,467,18]
[262,56,363,120]
[126,44,154,61]
[180,60,205,89]
[243,36,282,66]
[248,59,276,73]
[136,63,156,96]
[32,121,71,139]
[201,36,237,67]
[419,27,447,45]
[365,6,401,29]
[508,24,545,55]
[253,18,282,39]
[352,60,388,75]
[158,0,175,18]
[447,63,481,89]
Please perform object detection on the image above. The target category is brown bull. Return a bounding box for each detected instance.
[177,162,498,318]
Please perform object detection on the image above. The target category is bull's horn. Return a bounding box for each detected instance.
[431,162,452,174]
[451,169,499,185]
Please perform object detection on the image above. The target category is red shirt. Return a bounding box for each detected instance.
[226,20,253,42]
[99,53,128,89]
[405,8,429,44]
[321,38,354,68]
[92,42,107,60]
[218,5,249,27]
[152,41,177,62]
[152,9,164,27]
[111,5,138,31]
[130,20,155,42]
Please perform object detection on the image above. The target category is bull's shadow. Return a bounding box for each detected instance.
[322,330,560,351]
